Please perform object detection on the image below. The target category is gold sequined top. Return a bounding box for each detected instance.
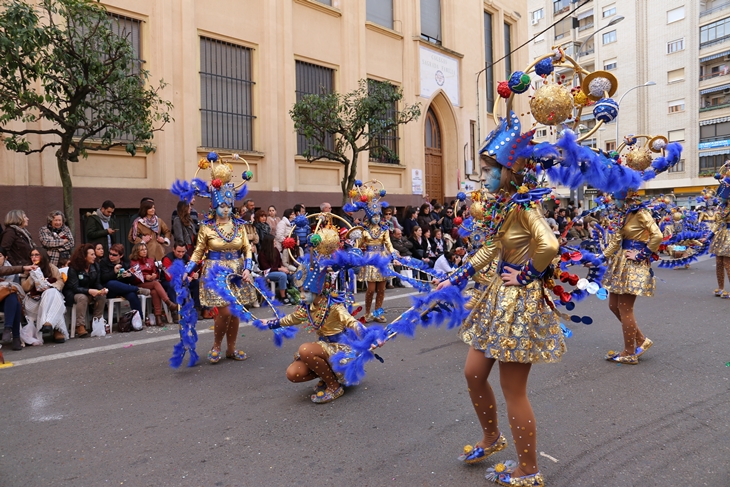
[359,225,395,254]
[466,206,559,274]
[278,295,360,337]
[190,220,253,264]
[603,209,662,259]
[712,206,730,232]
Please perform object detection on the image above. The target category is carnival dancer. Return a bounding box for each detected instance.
[432,109,561,487]
[709,164,730,297]
[345,180,397,323]
[171,152,255,365]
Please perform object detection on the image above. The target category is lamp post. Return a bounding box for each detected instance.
[615,81,656,141]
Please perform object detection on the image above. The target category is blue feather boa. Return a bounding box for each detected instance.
[168,260,199,368]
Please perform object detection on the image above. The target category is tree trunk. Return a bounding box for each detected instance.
[341,150,359,206]
[341,160,350,207]
[57,154,75,233]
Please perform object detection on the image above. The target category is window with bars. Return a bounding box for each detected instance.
[421,0,442,44]
[199,37,255,152]
[367,0,393,29]
[75,13,144,142]
[368,80,400,164]
[295,60,335,155]
[700,121,730,142]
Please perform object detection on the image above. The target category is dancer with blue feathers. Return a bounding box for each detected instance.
[709,163,730,298]
[169,152,256,366]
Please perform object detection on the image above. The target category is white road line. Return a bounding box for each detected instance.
[4,290,420,368]
[539,452,559,463]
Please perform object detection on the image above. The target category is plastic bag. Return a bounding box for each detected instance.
[20,322,43,346]
[131,310,143,331]
[29,268,51,292]
[90,317,106,337]
[399,269,414,288]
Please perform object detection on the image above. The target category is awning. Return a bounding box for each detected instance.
[576,9,593,20]
[700,116,730,125]
[700,82,730,95]
[700,49,730,62]
[699,148,730,157]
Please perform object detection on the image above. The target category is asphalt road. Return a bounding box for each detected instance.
[0,257,728,487]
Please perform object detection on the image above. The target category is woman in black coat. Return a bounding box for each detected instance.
[1,210,36,266]
[64,244,108,337]
[408,226,433,266]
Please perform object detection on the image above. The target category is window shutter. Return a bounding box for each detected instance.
[421,0,441,42]
[367,0,393,29]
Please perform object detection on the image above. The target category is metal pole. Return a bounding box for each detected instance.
[615,82,656,141]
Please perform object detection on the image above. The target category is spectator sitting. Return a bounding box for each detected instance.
[417,203,438,232]
[171,196,200,234]
[1,209,36,266]
[258,234,294,305]
[85,200,117,255]
[94,242,106,263]
[172,200,197,256]
[422,227,438,260]
[441,206,455,238]
[241,198,256,223]
[266,205,281,232]
[129,200,171,262]
[0,246,32,350]
[275,209,295,253]
[383,207,402,232]
[161,241,200,314]
[408,226,433,266]
[402,206,419,240]
[99,243,150,320]
[568,220,590,240]
[63,243,108,338]
[320,202,332,213]
[253,209,271,250]
[430,228,447,258]
[21,248,68,343]
[433,250,458,275]
[130,242,177,326]
[39,210,74,267]
[391,227,413,258]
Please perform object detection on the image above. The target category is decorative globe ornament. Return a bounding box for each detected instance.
[535,58,554,77]
[624,135,638,146]
[315,227,341,256]
[573,90,588,107]
[648,135,668,153]
[497,81,512,99]
[624,147,653,171]
[593,98,619,123]
[530,84,574,126]
[211,162,233,183]
[309,233,322,246]
[581,71,618,101]
[242,170,253,181]
[470,201,485,220]
[207,152,219,163]
[508,71,531,94]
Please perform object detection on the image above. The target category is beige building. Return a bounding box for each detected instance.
[528,0,721,207]
[0,0,529,240]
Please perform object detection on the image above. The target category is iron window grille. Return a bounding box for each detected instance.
[368,80,400,164]
[295,60,335,156]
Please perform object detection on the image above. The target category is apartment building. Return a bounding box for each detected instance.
[0,0,528,239]
[528,0,721,207]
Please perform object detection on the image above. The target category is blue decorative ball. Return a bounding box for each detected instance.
[508,71,531,94]
[457,191,467,201]
[242,170,253,181]
[592,98,619,123]
[379,189,387,197]
[535,58,554,77]
[715,173,723,180]
[354,179,363,187]
[207,151,219,163]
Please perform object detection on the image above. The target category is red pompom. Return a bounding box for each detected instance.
[282,237,296,249]
[211,178,222,189]
[360,195,369,202]
[497,81,512,99]
[453,217,463,226]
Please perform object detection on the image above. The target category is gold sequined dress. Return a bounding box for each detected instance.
[710,205,730,257]
[279,295,362,384]
[603,208,662,297]
[457,206,565,364]
[190,218,256,307]
[358,225,395,282]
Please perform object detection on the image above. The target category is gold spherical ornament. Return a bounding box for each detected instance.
[211,163,233,183]
[624,148,653,171]
[672,211,682,222]
[529,84,574,126]
[573,90,588,107]
[470,201,485,220]
[315,227,340,256]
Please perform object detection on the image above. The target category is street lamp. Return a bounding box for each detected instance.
[615,81,656,141]
[574,15,624,58]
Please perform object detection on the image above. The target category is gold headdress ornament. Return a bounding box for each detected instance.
[613,135,670,171]
[284,212,355,267]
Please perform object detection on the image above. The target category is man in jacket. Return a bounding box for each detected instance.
[85,200,117,255]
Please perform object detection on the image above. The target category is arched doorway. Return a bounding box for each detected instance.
[424,108,443,205]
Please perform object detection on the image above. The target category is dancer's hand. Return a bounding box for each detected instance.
[500,266,520,286]
[242,269,251,282]
[435,279,451,290]
[624,249,639,261]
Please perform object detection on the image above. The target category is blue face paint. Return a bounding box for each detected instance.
[370,214,381,225]
[216,205,231,218]
[485,167,502,193]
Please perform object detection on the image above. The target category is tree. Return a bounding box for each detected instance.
[0,0,173,231]
[290,79,421,205]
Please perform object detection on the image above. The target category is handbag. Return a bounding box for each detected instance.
[117,310,136,333]
[0,285,16,302]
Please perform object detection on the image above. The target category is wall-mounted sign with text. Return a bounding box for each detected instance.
[419,46,460,106]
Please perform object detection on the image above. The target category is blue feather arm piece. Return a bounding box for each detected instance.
[658,230,713,268]
[168,260,199,368]
[385,256,447,292]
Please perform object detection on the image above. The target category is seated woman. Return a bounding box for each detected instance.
[63,244,108,338]
[99,243,150,320]
[93,243,105,263]
[408,226,433,266]
[21,248,67,343]
[430,228,447,258]
[0,246,31,350]
[130,242,177,325]
[258,234,294,304]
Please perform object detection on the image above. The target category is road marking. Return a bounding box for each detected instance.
[5,290,420,368]
[539,452,559,463]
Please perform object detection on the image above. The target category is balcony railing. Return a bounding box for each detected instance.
[578,49,595,57]
[701,34,730,50]
[701,1,730,17]
[700,70,730,81]
[700,101,730,112]
[578,23,594,32]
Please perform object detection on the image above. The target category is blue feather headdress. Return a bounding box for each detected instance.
[343,179,389,221]
[170,152,253,210]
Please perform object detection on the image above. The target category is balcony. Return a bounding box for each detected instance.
[700,101,730,112]
[701,34,730,51]
[701,1,730,18]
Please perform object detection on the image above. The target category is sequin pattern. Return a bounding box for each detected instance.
[710,226,730,257]
[603,252,655,297]
[459,276,566,364]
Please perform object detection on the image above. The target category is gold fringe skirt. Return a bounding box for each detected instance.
[199,258,257,308]
[459,276,566,364]
[603,253,655,297]
[710,226,730,257]
[357,254,393,282]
